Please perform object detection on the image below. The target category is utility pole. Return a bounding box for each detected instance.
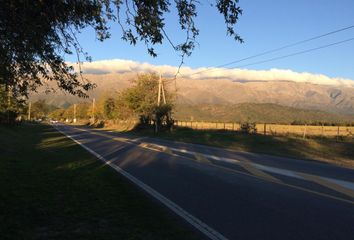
[28,102,31,121]
[155,73,167,133]
[156,73,167,106]
[157,74,162,106]
[161,78,166,104]
[92,98,95,123]
[73,104,77,123]
[155,74,161,133]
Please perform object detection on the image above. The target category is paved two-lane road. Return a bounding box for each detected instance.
[55,124,354,240]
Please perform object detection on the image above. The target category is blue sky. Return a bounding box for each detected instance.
[68,0,354,80]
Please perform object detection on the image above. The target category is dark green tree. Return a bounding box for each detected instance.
[30,100,52,119]
[0,85,26,124]
[0,0,243,98]
[154,104,174,132]
[104,97,116,120]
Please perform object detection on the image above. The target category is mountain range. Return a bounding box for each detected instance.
[30,73,354,117]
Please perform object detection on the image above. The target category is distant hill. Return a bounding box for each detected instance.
[174,103,354,124]
[30,73,354,116]
[174,78,354,115]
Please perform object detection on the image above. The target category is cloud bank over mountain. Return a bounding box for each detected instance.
[71,59,354,87]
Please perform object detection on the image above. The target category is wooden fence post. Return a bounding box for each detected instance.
[321,123,324,137]
[264,123,266,135]
[232,122,235,131]
[303,124,307,139]
[223,122,226,131]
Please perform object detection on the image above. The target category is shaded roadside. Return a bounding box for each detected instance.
[0,123,200,240]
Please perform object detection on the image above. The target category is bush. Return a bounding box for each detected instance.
[0,110,18,125]
[240,122,257,134]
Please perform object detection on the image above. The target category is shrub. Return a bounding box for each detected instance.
[240,122,257,134]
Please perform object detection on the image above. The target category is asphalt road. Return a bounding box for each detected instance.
[54,124,354,240]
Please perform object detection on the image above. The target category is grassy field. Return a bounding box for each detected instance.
[132,127,354,168]
[0,124,199,240]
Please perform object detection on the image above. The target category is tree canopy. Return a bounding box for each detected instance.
[0,0,243,98]
[120,74,174,127]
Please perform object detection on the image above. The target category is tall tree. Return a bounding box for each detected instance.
[120,73,174,129]
[0,0,242,98]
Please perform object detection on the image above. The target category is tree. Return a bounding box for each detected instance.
[48,108,66,120]
[120,73,174,130]
[0,0,243,98]
[104,97,116,120]
[76,102,91,119]
[0,85,26,124]
[154,104,174,132]
[30,100,54,119]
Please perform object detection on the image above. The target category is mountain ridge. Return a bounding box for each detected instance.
[29,73,354,115]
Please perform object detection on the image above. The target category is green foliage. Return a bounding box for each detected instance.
[240,122,257,134]
[119,74,174,130]
[154,105,174,131]
[49,102,91,120]
[1,1,242,97]
[104,98,116,119]
[76,102,91,119]
[31,100,54,119]
[121,74,160,122]
[0,85,26,124]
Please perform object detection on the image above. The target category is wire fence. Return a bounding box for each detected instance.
[174,120,354,137]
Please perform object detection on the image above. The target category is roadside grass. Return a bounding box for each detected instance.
[130,127,354,168]
[0,124,199,240]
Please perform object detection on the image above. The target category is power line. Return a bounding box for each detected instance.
[229,37,354,69]
[186,24,354,76]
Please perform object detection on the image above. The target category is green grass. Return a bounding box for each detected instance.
[132,127,354,168]
[0,124,199,240]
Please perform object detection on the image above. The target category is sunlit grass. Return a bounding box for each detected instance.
[132,127,354,168]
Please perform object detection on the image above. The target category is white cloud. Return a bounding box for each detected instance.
[70,59,354,87]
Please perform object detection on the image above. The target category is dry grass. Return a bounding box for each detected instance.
[175,121,354,137]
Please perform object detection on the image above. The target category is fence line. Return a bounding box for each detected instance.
[174,120,354,137]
